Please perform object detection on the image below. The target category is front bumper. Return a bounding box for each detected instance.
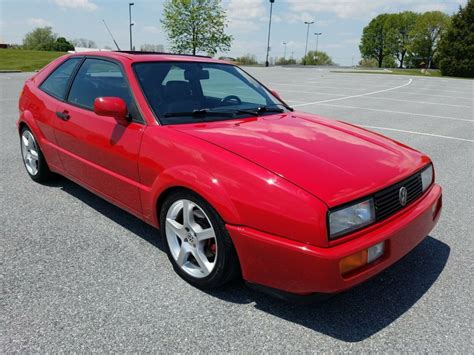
[227,184,442,295]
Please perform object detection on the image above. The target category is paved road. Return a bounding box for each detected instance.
[1,69,473,352]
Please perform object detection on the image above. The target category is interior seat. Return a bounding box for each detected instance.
[164,81,199,113]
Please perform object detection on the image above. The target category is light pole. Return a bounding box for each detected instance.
[129,2,134,51]
[303,21,314,65]
[282,42,287,59]
[314,32,322,53]
[265,0,275,67]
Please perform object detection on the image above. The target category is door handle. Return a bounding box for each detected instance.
[56,110,70,121]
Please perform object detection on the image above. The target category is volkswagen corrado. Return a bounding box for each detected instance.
[17,51,442,300]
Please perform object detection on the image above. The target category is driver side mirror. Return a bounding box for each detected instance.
[94,97,129,125]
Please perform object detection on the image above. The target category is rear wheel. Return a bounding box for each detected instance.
[160,191,240,289]
[20,127,52,182]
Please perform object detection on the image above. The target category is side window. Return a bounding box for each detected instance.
[67,58,133,111]
[40,57,82,99]
[201,68,267,105]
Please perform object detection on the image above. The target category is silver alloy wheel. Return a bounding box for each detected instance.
[21,130,39,176]
[165,199,218,278]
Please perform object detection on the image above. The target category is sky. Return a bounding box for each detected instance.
[0,0,468,66]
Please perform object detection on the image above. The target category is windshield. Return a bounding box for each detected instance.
[133,61,287,124]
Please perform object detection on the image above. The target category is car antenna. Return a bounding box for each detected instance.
[102,19,121,51]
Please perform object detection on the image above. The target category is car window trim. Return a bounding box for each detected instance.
[65,56,146,125]
[39,56,85,102]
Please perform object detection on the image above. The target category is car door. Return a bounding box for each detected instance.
[33,57,83,170]
[53,57,144,214]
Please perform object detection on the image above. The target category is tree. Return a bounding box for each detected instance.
[22,27,74,51]
[161,0,232,56]
[360,14,397,68]
[386,12,419,68]
[71,38,97,48]
[438,1,474,78]
[52,37,74,52]
[301,50,334,65]
[409,11,450,69]
[23,27,56,50]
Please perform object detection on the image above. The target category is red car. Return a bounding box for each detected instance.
[17,51,442,300]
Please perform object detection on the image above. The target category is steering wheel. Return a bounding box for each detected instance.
[220,95,242,105]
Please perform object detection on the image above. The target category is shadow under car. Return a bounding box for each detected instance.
[49,178,450,343]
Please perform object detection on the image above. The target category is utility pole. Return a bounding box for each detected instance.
[265,0,275,67]
[303,21,314,65]
[314,32,322,53]
[129,2,134,51]
[282,42,287,59]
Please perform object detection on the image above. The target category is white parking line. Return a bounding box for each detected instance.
[361,125,474,143]
[391,91,472,100]
[293,78,413,107]
[409,88,470,94]
[352,96,472,108]
[308,102,473,122]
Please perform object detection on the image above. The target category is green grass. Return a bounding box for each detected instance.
[0,49,66,72]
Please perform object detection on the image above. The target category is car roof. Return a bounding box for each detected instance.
[68,50,230,64]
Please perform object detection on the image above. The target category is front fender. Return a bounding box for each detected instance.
[138,126,329,246]
[147,164,241,227]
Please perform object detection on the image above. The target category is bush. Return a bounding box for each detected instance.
[276,57,297,65]
[301,50,334,65]
[235,54,258,65]
[359,58,378,67]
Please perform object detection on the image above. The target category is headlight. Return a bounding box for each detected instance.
[329,199,375,239]
[421,164,434,192]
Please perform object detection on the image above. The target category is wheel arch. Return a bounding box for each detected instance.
[18,121,29,134]
[149,165,242,229]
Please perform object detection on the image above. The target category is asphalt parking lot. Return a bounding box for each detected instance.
[1,68,473,352]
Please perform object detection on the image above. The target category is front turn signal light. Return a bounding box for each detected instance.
[340,242,385,276]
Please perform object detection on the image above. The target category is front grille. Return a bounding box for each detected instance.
[374,171,424,221]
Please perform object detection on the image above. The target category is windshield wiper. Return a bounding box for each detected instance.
[256,105,285,114]
[163,105,289,119]
[234,105,285,116]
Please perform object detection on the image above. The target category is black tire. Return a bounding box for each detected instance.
[20,126,53,183]
[160,190,240,289]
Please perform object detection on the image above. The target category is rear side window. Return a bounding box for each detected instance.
[67,58,133,110]
[40,57,82,99]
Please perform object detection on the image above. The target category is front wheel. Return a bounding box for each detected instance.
[160,191,240,289]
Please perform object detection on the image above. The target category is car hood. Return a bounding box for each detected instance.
[173,113,430,207]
